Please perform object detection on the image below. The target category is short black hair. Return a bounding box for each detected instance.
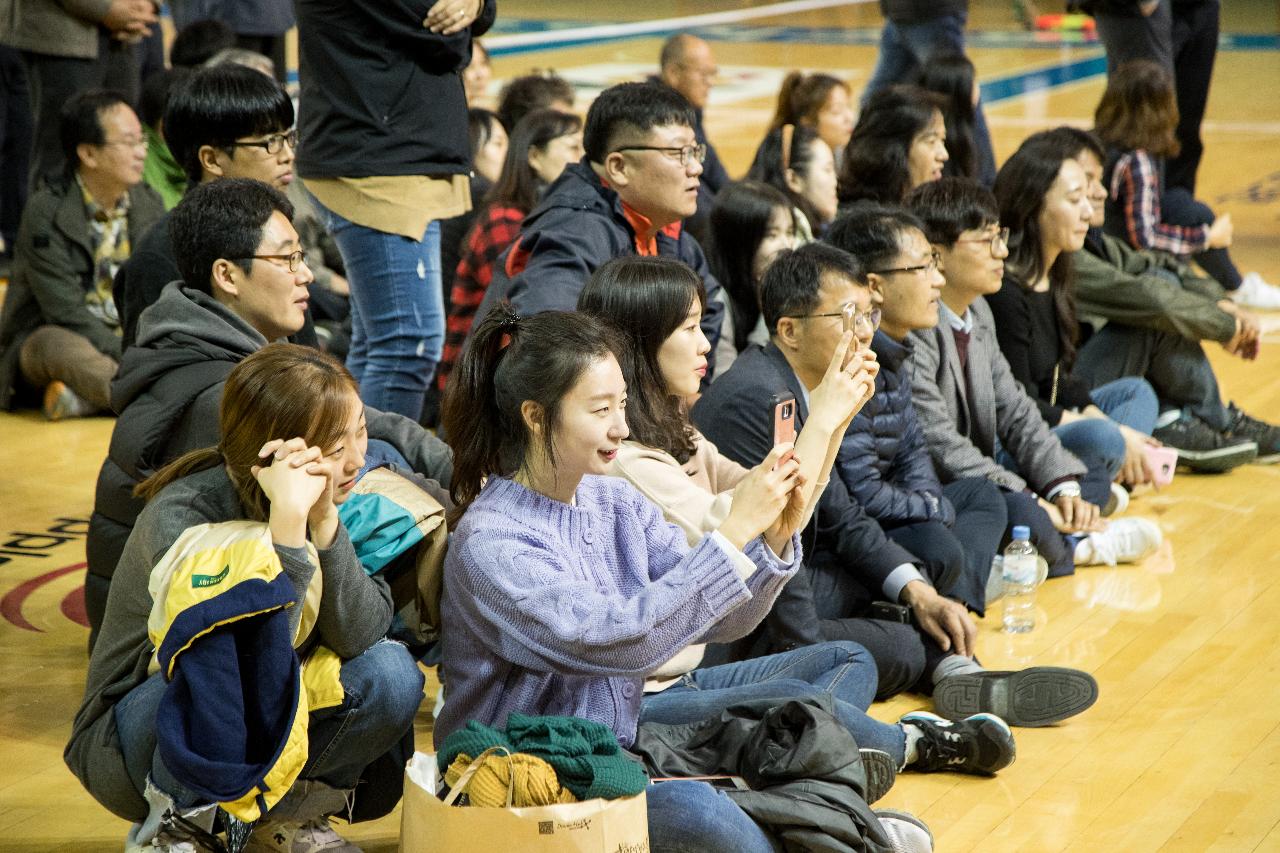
[163,63,294,187]
[583,82,696,165]
[169,19,236,68]
[169,178,295,295]
[825,203,927,273]
[1027,126,1106,164]
[60,89,130,178]
[905,177,999,246]
[139,67,193,129]
[496,72,575,133]
[760,242,865,336]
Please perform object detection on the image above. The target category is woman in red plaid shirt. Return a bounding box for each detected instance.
[438,109,584,390]
[1095,60,1280,309]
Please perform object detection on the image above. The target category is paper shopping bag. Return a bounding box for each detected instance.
[399,751,649,853]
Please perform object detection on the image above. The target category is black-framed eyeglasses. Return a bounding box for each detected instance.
[787,306,881,331]
[871,249,942,277]
[954,227,1010,254]
[241,250,307,273]
[612,143,707,167]
[226,129,299,155]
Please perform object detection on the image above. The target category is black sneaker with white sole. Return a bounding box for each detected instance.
[933,667,1099,727]
[899,711,1016,776]
[1225,403,1280,464]
[1152,413,1257,473]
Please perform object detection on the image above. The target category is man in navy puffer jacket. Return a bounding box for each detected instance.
[829,206,1008,615]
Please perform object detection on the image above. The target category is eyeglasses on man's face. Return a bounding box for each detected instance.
[227,129,299,156]
[243,249,307,273]
[954,227,1010,255]
[870,249,942,277]
[787,305,882,332]
[612,142,707,168]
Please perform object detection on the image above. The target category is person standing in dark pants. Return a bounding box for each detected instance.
[0,0,157,189]
[1082,0,1219,195]
[0,45,31,265]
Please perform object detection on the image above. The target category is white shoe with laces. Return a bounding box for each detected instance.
[1077,518,1163,566]
[246,817,362,853]
[875,808,935,852]
[1230,272,1280,310]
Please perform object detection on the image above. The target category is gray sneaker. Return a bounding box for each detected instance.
[860,748,897,804]
[875,809,934,853]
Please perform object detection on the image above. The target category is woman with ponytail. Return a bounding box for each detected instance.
[436,305,822,851]
[67,344,425,851]
[768,71,854,164]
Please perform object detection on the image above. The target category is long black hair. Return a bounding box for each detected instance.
[486,108,583,213]
[838,85,944,205]
[705,181,795,351]
[442,306,621,523]
[578,256,705,463]
[749,123,826,231]
[993,136,1081,368]
[914,54,978,182]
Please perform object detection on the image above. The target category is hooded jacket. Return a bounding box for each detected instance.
[468,160,725,370]
[68,465,392,822]
[85,283,454,648]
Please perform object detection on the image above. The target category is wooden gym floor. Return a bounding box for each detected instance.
[2,2,1279,850]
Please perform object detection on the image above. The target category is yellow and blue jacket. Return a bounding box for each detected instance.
[146,520,344,823]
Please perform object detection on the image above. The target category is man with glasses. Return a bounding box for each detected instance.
[907,177,1162,582]
[0,89,162,419]
[474,81,725,372]
[112,62,316,349]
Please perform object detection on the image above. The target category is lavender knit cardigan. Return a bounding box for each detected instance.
[434,475,801,747]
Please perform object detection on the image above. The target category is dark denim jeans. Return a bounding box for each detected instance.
[309,191,445,419]
[638,641,905,763]
[1051,376,1158,506]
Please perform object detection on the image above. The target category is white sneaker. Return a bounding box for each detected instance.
[247,817,362,853]
[1230,272,1280,311]
[1077,518,1163,566]
[875,808,935,852]
[1105,482,1130,517]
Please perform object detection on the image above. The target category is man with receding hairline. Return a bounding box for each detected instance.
[658,33,728,238]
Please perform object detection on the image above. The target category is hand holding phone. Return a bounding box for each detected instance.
[772,392,796,466]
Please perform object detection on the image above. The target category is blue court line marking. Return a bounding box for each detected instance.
[981,53,1109,105]
[487,20,1280,54]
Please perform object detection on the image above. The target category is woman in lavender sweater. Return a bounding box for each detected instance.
[435,305,816,851]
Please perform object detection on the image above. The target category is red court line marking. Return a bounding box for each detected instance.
[1,562,87,632]
[60,585,89,629]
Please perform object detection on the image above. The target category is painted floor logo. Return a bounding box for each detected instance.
[0,517,90,631]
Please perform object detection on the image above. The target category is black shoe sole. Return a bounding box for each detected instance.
[860,748,896,804]
[934,668,1099,727]
[1174,443,1258,473]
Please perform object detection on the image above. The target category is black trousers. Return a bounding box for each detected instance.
[22,31,140,189]
[0,45,30,251]
[883,477,1008,617]
[1095,0,1219,194]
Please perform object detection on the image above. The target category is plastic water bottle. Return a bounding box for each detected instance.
[1002,526,1038,633]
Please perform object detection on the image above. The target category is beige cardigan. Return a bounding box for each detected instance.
[613,432,750,689]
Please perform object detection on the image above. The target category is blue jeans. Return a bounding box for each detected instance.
[114,639,425,809]
[863,12,997,186]
[638,641,905,764]
[309,192,445,419]
[647,780,782,853]
[1052,377,1157,506]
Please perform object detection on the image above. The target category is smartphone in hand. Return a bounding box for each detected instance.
[771,392,796,467]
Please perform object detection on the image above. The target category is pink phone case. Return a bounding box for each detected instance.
[1145,445,1177,486]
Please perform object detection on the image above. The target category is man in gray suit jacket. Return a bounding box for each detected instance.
[906,178,1162,575]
